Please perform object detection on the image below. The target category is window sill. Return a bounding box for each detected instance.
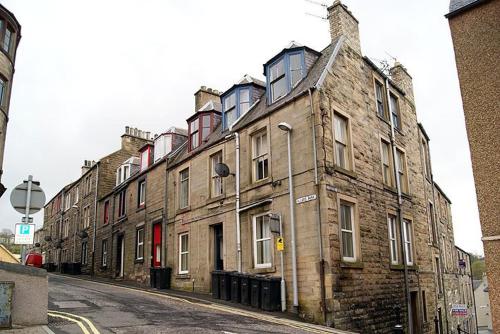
[116,215,127,224]
[390,264,419,271]
[340,261,364,269]
[334,166,357,179]
[377,115,391,126]
[136,205,146,213]
[175,273,191,279]
[176,206,191,215]
[245,178,273,192]
[384,185,398,194]
[251,266,276,274]
[134,259,144,264]
[206,194,225,205]
[100,265,108,270]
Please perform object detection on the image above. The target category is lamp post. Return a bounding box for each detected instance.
[278,122,298,313]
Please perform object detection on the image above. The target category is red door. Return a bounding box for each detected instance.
[153,223,162,267]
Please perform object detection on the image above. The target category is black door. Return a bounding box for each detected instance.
[116,234,124,277]
[214,224,223,270]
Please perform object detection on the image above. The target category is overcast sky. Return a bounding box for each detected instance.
[0,0,483,255]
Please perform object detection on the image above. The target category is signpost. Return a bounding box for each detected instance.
[10,176,46,263]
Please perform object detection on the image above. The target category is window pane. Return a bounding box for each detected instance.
[270,59,284,81]
[340,204,352,231]
[3,28,11,53]
[290,53,303,87]
[342,231,354,258]
[181,234,188,252]
[203,115,211,127]
[334,115,347,144]
[224,93,236,111]
[225,109,237,128]
[271,77,287,102]
[390,95,400,128]
[0,78,4,106]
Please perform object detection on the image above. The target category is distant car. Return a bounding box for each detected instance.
[25,252,43,268]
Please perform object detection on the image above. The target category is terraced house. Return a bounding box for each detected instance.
[38,1,476,333]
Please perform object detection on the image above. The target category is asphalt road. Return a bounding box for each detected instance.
[47,275,319,334]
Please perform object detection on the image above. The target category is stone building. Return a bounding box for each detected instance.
[40,127,151,273]
[446,0,499,331]
[0,4,21,196]
[93,127,187,281]
[39,1,477,333]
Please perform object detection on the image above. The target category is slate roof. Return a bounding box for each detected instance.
[446,0,491,17]
[238,74,266,88]
[168,37,343,169]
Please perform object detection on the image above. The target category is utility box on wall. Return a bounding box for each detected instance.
[0,281,14,328]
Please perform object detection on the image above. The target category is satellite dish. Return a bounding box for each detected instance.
[215,163,231,177]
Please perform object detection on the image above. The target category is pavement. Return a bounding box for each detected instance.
[43,274,350,334]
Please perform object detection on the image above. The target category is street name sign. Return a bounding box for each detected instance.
[296,194,317,204]
[451,304,468,317]
[14,223,36,245]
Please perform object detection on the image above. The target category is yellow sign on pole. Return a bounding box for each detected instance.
[276,237,284,251]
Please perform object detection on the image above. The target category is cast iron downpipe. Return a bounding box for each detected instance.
[309,88,328,324]
[385,78,412,333]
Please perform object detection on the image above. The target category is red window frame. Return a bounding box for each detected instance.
[139,146,153,171]
[188,112,217,152]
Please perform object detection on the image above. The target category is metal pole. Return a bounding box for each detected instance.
[21,175,33,263]
[235,132,242,273]
[286,130,299,312]
[279,215,286,312]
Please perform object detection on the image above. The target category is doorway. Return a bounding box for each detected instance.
[152,223,162,268]
[212,224,223,270]
[410,291,420,334]
[116,234,124,278]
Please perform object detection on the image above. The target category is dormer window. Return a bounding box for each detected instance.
[116,157,140,185]
[223,87,251,130]
[267,51,305,104]
[139,145,153,172]
[187,113,219,152]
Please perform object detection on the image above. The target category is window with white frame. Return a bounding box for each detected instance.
[403,219,413,265]
[333,113,351,170]
[81,241,88,265]
[179,233,189,274]
[210,152,223,197]
[136,228,144,260]
[83,205,90,229]
[388,214,398,264]
[140,149,149,172]
[267,51,305,104]
[252,130,269,181]
[64,193,71,211]
[224,92,237,129]
[190,119,199,150]
[339,201,356,262]
[74,186,79,204]
[179,168,189,209]
[85,175,92,195]
[381,140,394,187]
[63,218,69,238]
[389,93,401,129]
[375,80,386,119]
[396,148,409,194]
[102,239,108,267]
[138,180,146,207]
[253,214,272,268]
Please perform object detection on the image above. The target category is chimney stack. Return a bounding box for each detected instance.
[194,86,221,112]
[327,0,361,55]
[390,62,414,102]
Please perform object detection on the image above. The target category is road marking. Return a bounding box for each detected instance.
[49,310,100,334]
[50,274,342,333]
[48,313,90,334]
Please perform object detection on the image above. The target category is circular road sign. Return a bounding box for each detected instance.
[10,181,46,214]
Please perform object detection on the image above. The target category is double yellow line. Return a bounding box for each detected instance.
[48,310,100,334]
